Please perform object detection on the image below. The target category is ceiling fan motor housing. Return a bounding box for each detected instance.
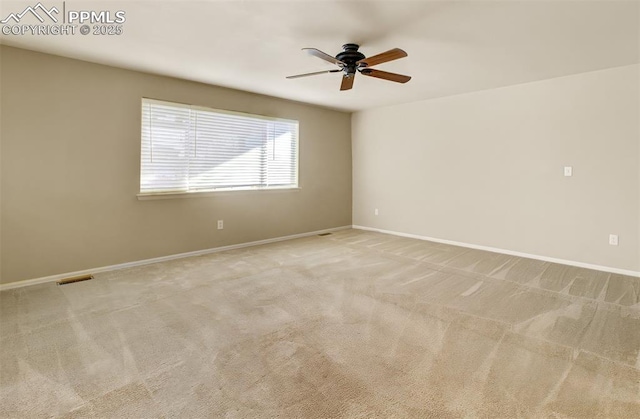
[336,44,366,75]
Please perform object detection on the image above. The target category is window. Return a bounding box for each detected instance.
[140,99,299,195]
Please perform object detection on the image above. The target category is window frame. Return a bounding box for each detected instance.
[138,98,300,199]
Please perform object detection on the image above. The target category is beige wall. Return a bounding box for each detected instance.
[353,64,640,272]
[0,46,352,284]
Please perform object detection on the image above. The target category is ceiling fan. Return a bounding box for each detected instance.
[287,43,411,91]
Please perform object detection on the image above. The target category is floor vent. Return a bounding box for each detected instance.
[318,233,332,237]
[57,274,94,285]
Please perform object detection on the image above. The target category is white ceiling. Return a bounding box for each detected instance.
[1,0,638,112]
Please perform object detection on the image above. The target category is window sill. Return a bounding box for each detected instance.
[137,186,301,200]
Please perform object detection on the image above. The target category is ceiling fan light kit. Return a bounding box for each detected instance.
[287,43,411,91]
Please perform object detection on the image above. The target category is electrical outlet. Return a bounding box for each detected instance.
[609,234,618,246]
[217,220,224,230]
[374,208,379,216]
[564,166,573,177]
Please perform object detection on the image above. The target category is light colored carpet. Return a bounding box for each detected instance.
[1,229,639,418]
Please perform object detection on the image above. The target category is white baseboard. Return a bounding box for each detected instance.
[0,225,353,291]
[352,225,640,278]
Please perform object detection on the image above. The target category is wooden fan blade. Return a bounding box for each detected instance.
[360,68,411,83]
[302,48,345,66]
[340,74,355,91]
[287,69,341,79]
[356,48,407,67]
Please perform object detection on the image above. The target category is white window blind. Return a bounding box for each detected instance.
[140,99,299,194]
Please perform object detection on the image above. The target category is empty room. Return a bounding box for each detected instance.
[1,0,639,417]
